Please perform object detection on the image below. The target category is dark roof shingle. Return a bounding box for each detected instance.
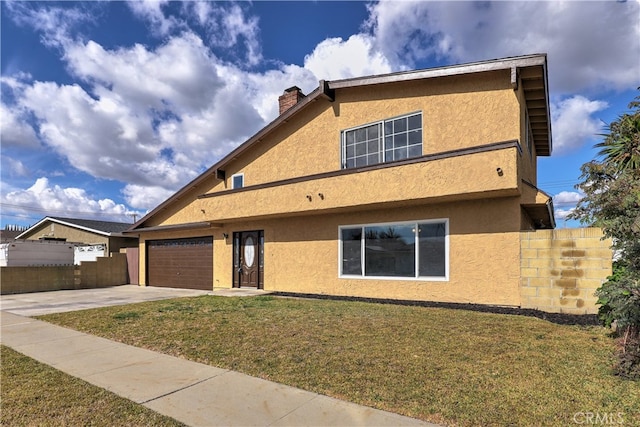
[48,217,133,234]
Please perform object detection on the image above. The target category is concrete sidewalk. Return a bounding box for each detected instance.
[1,303,436,426]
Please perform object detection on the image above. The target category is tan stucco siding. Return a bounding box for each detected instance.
[221,100,338,189]
[335,71,520,156]
[22,223,109,246]
[138,198,522,306]
[158,146,520,226]
[137,192,524,303]
[218,198,521,305]
[147,174,220,227]
[207,70,521,195]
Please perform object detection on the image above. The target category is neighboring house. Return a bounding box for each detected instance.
[17,217,138,264]
[1,226,27,243]
[127,54,554,308]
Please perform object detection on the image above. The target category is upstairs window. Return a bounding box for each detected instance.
[232,173,244,189]
[342,112,422,169]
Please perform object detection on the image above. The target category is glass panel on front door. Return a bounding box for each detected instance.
[232,231,264,289]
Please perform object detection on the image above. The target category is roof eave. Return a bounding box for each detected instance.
[17,216,131,238]
[131,85,329,230]
[328,54,547,90]
[14,217,50,239]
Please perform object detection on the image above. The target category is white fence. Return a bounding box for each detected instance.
[0,240,73,267]
[74,244,106,265]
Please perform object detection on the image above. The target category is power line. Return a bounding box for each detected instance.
[538,182,580,190]
[538,179,579,185]
[0,202,142,218]
[0,212,41,221]
[1,207,142,228]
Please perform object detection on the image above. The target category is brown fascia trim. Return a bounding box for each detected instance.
[109,232,138,238]
[521,179,552,199]
[132,54,547,230]
[547,198,556,229]
[540,57,553,155]
[123,221,222,234]
[521,179,556,229]
[199,140,521,200]
[328,54,547,89]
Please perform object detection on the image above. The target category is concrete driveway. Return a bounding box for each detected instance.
[0,285,270,316]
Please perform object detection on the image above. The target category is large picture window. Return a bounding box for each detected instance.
[341,112,422,169]
[339,219,448,280]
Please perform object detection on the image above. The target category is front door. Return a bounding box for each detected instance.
[233,231,263,288]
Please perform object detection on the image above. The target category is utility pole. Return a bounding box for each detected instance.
[129,213,138,223]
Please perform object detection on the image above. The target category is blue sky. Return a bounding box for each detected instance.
[1,1,639,229]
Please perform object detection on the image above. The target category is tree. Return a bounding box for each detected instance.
[594,95,640,172]
[570,90,640,271]
[570,90,640,379]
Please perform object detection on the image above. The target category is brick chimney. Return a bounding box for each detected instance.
[278,86,305,115]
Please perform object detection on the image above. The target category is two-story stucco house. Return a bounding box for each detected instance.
[127,54,554,307]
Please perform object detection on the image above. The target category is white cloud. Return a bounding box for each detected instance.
[2,177,141,222]
[129,1,262,67]
[304,35,393,80]
[365,1,640,93]
[66,34,223,114]
[364,1,447,67]
[215,4,262,66]
[5,1,95,48]
[551,95,608,154]
[553,191,583,224]
[0,101,40,148]
[5,30,321,212]
[126,0,179,37]
[1,156,30,178]
[553,191,582,205]
[121,184,175,211]
[555,207,575,221]
[18,80,167,185]
[10,34,269,191]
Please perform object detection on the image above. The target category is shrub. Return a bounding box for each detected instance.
[595,262,640,379]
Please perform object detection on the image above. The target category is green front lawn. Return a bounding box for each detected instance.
[39,296,640,426]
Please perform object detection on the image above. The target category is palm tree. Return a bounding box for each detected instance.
[595,90,640,173]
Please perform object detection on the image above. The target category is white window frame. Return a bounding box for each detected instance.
[231,173,244,189]
[338,218,449,281]
[341,111,423,169]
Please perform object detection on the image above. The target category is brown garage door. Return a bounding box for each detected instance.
[147,237,213,290]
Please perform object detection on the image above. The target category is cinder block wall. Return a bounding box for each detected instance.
[76,253,127,288]
[520,228,613,314]
[96,253,127,287]
[1,266,75,294]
